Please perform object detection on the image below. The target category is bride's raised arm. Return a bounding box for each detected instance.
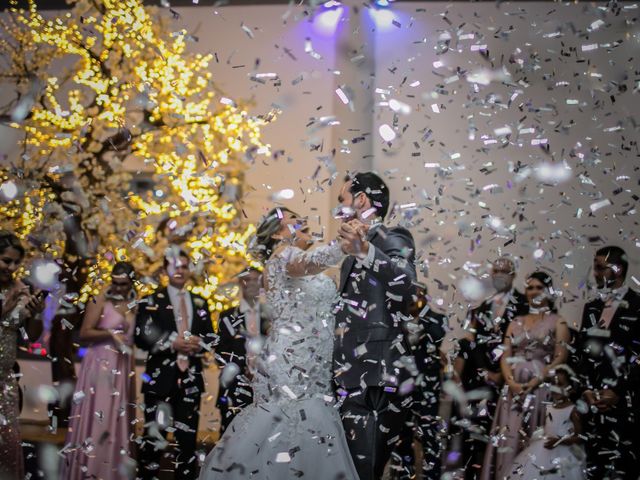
[275,242,344,277]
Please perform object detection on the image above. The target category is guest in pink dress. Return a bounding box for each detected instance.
[60,262,138,480]
[481,271,570,480]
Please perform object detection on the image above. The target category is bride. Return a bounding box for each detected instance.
[199,207,359,479]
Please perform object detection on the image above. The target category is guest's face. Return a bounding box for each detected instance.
[275,211,313,251]
[166,256,191,289]
[491,259,515,293]
[525,277,548,308]
[110,275,133,298]
[593,255,623,289]
[240,269,261,301]
[0,247,22,285]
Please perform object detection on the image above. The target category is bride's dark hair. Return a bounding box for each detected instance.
[249,207,295,261]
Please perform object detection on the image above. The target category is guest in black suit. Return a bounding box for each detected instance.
[453,256,528,479]
[215,267,268,433]
[135,249,216,480]
[333,172,417,480]
[390,284,448,480]
[572,246,640,480]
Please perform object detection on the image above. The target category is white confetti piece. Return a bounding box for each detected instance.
[388,99,411,114]
[281,385,298,399]
[275,452,291,463]
[581,43,598,51]
[241,24,254,39]
[271,189,294,201]
[335,87,349,104]
[534,162,572,183]
[0,181,19,201]
[590,198,612,213]
[494,126,512,136]
[431,104,440,113]
[379,124,396,142]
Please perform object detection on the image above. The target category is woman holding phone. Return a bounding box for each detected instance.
[0,231,45,479]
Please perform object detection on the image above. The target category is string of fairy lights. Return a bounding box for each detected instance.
[0,0,272,313]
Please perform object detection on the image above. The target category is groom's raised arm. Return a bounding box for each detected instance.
[358,226,416,297]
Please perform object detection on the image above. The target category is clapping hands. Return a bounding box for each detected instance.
[173,334,202,355]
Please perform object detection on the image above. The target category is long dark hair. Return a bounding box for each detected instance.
[249,207,295,261]
[106,261,137,300]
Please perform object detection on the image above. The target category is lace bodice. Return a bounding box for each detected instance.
[252,243,343,404]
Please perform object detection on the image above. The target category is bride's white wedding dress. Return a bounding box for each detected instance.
[199,244,359,480]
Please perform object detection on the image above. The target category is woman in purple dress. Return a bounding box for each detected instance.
[60,262,138,480]
[481,271,570,480]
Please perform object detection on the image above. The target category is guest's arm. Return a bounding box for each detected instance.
[134,296,167,352]
[214,311,235,366]
[543,317,570,377]
[79,295,116,344]
[193,297,216,354]
[609,304,640,406]
[525,317,570,393]
[500,322,524,396]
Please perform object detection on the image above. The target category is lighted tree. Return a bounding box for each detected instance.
[0,0,272,311]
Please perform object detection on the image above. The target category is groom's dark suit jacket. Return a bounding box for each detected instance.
[135,287,216,398]
[572,288,640,413]
[333,224,417,390]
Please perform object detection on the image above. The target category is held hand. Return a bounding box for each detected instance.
[523,377,542,394]
[338,222,369,257]
[25,291,46,317]
[186,335,202,354]
[349,219,370,238]
[508,381,524,396]
[544,436,561,449]
[595,389,619,412]
[483,370,503,386]
[582,389,597,406]
[172,336,193,354]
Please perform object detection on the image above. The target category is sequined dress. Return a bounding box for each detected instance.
[0,292,25,480]
[199,244,360,479]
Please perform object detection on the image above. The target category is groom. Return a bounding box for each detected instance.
[334,172,417,480]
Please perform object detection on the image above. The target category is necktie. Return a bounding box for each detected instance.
[492,295,507,329]
[245,307,260,374]
[176,291,190,372]
[598,299,616,329]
